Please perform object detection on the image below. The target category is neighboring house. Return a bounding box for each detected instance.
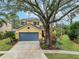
[16,20,44,41]
[0,23,12,32]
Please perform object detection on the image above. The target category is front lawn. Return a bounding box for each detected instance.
[60,35,79,51]
[0,38,13,51]
[45,53,79,59]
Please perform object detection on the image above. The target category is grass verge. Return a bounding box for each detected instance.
[0,38,13,51]
[45,53,79,59]
[60,35,79,51]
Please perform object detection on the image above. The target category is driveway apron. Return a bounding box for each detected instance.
[0,41,47,59]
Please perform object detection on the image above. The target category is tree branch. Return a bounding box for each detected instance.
[24,0,46,19]
[59,0,73,8]
[48,0,62,20]
[32,12,46,27]
[49,5,79,24]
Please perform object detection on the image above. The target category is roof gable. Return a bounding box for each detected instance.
[16,25,43,31]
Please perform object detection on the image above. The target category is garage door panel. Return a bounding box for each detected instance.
[19,32,38,41]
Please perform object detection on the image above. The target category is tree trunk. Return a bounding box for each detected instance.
[44,24,52,47]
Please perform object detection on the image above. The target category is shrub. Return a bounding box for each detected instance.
[0,32,4,40]
[0,33,3,40]
[56,38,63,49]
[4,31,15,39]
[68,30,77,40]
[55,27,65,37]
[68,22,79,40]
[4,31,17,44]
[40,43,48,49]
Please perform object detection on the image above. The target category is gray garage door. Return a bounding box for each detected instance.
[19,32,39,41]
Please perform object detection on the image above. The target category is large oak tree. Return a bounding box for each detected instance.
[0,0,79,47]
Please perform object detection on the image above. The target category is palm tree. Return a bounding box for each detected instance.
[6,13,19,29]
[0,19,7,28]
[0,0,79,47]
[0,13,19,29]
[0,13,7,28]
[0,20,4,28]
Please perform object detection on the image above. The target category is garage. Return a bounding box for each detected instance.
[16,25,43,40]
[19,32,39,41]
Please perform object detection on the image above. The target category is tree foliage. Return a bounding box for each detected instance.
[68,22,79,40]
[0,0,79,24]
[0,0,79,47]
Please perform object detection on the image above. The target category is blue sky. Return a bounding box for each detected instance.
[17,11,79,24]
[73,15,79,22]
[17,11,38,19]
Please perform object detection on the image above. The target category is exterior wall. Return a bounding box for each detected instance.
[16,25,43,40]
[27,21,34,25]
[39,21,43,26]
[0,23,12,32]
[21,20,43,27]
[26,21,43,26]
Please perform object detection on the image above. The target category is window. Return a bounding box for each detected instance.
[33,22,37,25]
[21,22,27,25]
[33,22,39,25]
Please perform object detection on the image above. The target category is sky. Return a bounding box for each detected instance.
[17,11,79,25]
[17,11,38,19]
[73,15,79,22]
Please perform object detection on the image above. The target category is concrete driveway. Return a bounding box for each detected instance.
[0,41,47,59]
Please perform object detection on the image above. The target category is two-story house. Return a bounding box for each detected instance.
[21,20,43,27]
[16,20,45,41]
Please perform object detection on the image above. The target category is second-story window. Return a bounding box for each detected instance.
[33,22,39,25]
[37,22,39,25]
[34,22,37,25]
[21,22,27,25]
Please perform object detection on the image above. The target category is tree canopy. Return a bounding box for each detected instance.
[0,0,79,24]
[0,0,79,47]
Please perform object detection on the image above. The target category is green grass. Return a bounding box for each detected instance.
[0,38,13,51]
[45,53,79,59]
[60,35,79,51]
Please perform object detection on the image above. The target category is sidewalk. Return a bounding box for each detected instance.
[43,50,79,55]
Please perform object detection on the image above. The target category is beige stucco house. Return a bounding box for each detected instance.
[16,20,44,41]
